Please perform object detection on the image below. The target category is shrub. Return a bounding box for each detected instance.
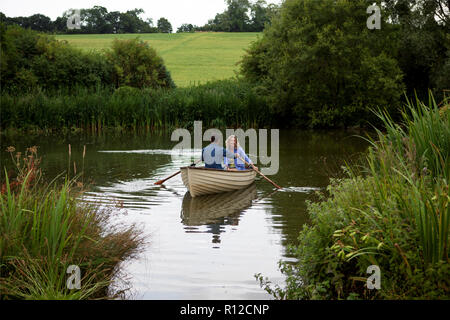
[257,95,449,299]
[105,38,175,89]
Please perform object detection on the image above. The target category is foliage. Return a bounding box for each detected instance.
[105,38,175,89]
[157,18,173,34]
[1,6,160,34]
[0,25,174,91]
[0,80,272,131]
[198,0,278,32]
[0,147,145,299]
[257,95,450,299]
[0,25,113,91]
[177,24,196,33]
[240,0,405,128]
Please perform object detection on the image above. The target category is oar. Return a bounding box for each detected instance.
[154,159,201,185]
[236,155,282,189]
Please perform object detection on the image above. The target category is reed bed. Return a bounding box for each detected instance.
[0,80,273,132]
[0,147,145,300]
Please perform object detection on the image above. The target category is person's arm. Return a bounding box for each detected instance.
[238,147,252,164]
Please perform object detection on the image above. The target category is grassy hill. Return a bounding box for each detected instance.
[55,32,260,87]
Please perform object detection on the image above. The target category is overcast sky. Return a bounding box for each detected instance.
[0,0,282,29]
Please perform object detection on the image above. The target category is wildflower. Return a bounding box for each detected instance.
[6,146,15,153]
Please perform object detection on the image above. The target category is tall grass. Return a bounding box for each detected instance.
[0,148,144,299]
[0,80,273,132]
[257,94,449,299]
[367,95,449,265]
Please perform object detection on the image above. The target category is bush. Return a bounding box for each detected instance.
[105,38,175,89]
[0,147,145,299]
[258,95,449,299]
[0,80,272,131]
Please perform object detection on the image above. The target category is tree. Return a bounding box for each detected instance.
[240,0,405,128]
[157,17,172,33]
[105,38,175,88]
[177,23,195,33]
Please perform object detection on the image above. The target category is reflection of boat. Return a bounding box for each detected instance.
[181,183,257,226]
[180,166,256,197]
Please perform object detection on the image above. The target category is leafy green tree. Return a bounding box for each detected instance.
[157,18,173,33]
[382,0,450,101]
[105,38,175,88]
[240,0,405,127]
[177,23,195,33]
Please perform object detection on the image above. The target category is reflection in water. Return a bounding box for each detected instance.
[181,184,258,246]
[0,129,370,299]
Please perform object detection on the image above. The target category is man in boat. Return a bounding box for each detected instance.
[201,136,229,169]
[224,135,258,171]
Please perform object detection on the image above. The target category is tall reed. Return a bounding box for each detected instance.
[0,148,144,299]
[0,80,273,132]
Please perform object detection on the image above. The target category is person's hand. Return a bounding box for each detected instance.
[235,153,240,159]
[253,166,259,171]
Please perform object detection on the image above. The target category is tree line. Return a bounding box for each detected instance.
[0,6,173,34]
[0,0,277,35]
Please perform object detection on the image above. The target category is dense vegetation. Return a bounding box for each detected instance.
[0,147,144,299]
[0,7,170,34]
[196,0,278,32]
[240,0,450,127]
[0,80,271,131]
[0,24,174,92]
[0,1,276,34]
[257,95,450,299]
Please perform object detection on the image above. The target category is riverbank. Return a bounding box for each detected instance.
[0,147,145,299]
[258,96,450,299]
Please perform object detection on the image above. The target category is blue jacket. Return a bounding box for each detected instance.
[202,143,228,169]
[224,147,252,170]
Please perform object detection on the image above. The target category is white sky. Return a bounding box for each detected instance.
[0,0,282,29]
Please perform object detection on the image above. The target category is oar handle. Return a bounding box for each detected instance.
[154,159,201,185]
[236,155,282,189]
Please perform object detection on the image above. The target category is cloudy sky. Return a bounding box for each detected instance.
[0,0,282,29]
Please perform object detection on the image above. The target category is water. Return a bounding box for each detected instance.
[0,129,369,299]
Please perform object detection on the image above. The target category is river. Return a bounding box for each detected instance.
[0,129,369,299]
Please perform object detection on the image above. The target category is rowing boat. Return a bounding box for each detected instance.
[180,166,256,197]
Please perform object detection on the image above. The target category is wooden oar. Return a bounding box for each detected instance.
[154,159,201,185]
[236,155,282,189]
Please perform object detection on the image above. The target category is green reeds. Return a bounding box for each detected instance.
[0,80,272,132]
[366,93,449,266]
[0,153,144,299]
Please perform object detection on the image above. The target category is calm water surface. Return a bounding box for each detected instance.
[0,130,369,299]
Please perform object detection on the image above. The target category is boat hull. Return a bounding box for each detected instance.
[180,167,256,197]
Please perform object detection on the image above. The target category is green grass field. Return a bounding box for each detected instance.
[55,33,260,87]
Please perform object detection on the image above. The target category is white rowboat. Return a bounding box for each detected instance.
[180,166,256,197]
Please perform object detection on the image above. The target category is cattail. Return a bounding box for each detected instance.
[68,144,71,157]
[73,162,77,175]
[83,145,86,159]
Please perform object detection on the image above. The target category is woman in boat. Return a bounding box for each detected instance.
[224,135,258,171]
